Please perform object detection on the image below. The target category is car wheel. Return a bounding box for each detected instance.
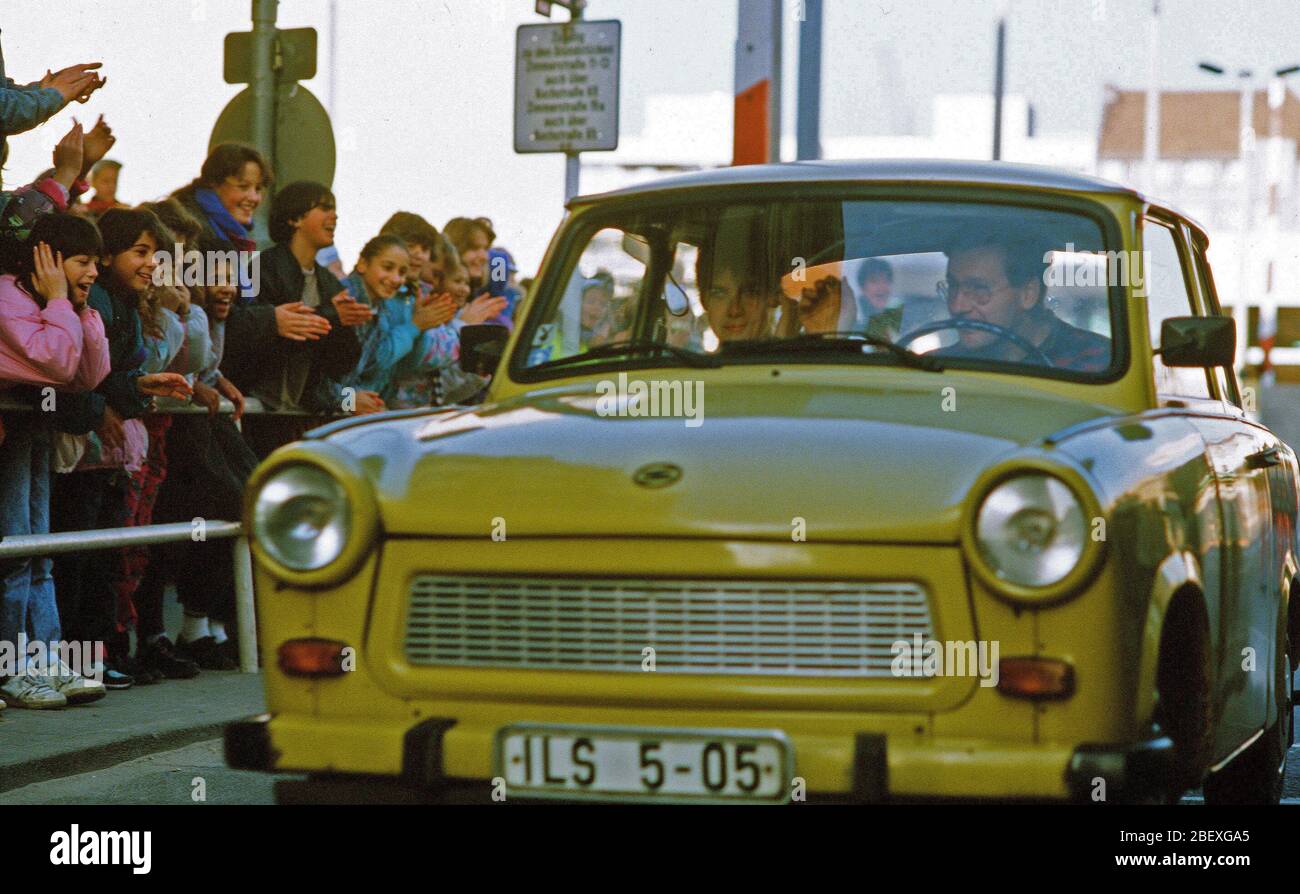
[1153,598,1214,799]
[1203,644,1289,806]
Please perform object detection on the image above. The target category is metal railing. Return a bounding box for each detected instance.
[0,521,257,673]
[0,397,350,675]
[0,395,335,417]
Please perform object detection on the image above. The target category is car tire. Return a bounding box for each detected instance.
[1203,644,1290,806]
[1153,598,1214,799]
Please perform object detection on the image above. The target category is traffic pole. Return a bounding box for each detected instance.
[250,0,278,240]
[796,0,823,161]
[564,0,583,201]
[250,0,277,162]
[733,0,782,165]
[1142,2,1160,195]
[992,16,1005,161]
[234,535,258,673]
[564,152,581,202]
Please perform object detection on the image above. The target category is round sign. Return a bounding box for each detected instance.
[210,83,336,188]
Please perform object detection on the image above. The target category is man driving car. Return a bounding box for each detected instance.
[937,235,1111,372]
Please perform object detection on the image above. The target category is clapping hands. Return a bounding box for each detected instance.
[331,291,376,327]
[40,63,105,106]
[413,291,457,330]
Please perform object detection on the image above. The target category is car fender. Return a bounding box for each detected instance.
[1136,550,1203,729]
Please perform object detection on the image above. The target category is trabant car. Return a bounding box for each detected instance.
[227,159,1299,804]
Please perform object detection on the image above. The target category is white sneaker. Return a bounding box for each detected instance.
[48,660,107,706]
[0,674,68,709]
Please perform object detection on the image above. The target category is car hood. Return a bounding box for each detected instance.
[324,376,1118,542]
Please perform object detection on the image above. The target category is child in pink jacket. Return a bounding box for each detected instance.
[0,212,110,710]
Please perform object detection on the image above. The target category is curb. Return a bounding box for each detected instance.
[0,719,235,795]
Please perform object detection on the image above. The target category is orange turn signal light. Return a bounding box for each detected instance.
[996,657,1075,701]
[278,638,350,678]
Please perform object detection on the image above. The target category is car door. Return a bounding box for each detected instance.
[1144,216,1273,755]
[1186,227,1295,727]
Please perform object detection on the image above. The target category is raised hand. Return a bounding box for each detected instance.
[274,302,332,341]
[82,115,116,169]
[797,275,844,335]
[413,291,457,330]
[157,283,191,315]
[43,63,103,106]
[31,243,67,302]
[457,294,508,325]
[331,291,376,327]
[51,120,85,186]
[75,73,106,104]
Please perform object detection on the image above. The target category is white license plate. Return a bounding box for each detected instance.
[493,724,793,803]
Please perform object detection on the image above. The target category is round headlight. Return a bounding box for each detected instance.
[975,473,1087,588]
[252,464,351,572]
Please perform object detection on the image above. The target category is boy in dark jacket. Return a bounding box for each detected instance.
[222,181,366,456]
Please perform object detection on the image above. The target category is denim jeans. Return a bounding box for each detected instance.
[0,415,61,659]
[51,467,120,649]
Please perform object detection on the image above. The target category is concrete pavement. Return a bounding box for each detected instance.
[0,738,293,805]
[0,671,264,795]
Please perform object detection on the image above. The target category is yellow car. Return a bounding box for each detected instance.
[226,160,1299,804]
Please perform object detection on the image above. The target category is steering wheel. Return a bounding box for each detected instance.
[896,318,1054,367]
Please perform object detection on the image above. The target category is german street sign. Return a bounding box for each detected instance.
[224,27,318,85]
[515,19,620,154]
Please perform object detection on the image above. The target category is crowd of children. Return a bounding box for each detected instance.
[0,46,525,710]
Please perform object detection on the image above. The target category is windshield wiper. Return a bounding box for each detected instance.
[533,338,721,371]
[722,331,944,372]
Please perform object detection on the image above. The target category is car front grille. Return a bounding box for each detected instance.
[403,575,934,677]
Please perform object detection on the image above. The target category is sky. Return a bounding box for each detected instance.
[6,0,1300,272]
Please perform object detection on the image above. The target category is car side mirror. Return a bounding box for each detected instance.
[663,281,690,316]
[1157,316,1235,367]
[623,233,690,317]
[459,324,510,376]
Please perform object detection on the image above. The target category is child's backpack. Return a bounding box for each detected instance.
[0,180,69,272]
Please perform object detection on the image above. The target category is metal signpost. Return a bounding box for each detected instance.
[517,1,621,202]
[217,1,337,241]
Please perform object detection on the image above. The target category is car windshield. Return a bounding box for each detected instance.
[514,197,1121,379]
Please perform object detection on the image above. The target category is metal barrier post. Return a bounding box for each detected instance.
[233,535,258,673]
[0,399,349,677]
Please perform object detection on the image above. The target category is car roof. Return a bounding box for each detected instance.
[571,159,1138,204]
[570,158,1211,244]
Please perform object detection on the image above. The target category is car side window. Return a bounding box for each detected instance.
[525,227,647,367]
[1144,220,1212,399]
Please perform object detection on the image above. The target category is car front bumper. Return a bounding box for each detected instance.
[226,712,1176,804]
